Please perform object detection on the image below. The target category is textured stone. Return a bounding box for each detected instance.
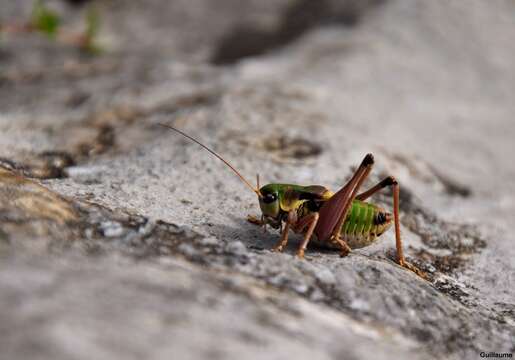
[1,0,514,359]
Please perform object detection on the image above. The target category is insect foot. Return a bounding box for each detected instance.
[272,245,285,252]
[339,249,351,257]
[247,215,263,226]
[329,235,351,257]
[296,249,305,258]
[400,260,428,280]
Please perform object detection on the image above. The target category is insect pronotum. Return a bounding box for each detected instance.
[159,124,426,279]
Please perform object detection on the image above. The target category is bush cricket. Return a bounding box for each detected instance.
[160,124,426,279]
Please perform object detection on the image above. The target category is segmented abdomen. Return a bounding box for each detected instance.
[340,200,392,249]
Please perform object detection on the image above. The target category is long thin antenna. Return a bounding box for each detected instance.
[159,123,262,198]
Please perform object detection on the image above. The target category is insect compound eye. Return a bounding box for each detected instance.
[262,193,277,204]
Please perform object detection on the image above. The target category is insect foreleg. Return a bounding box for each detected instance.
[272,210,296,252]
[291,212,319,258]
[247,214,264,226]
[247,214,269,233]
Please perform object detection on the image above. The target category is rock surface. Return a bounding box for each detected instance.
[1,1,514,359]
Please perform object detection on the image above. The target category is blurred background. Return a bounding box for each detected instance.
[1,1,514,359]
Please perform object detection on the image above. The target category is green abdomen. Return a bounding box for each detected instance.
[341,200,392,249]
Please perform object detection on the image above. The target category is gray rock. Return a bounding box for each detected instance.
[1,0,514,359]
[0,255,430,360]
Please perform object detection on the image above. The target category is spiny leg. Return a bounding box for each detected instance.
[355,176,427,279]
[392,179,404,265]
[291,212,319,258]
[272,210,296,252]
[354,176,404,261]
[356,176,396,201]
[325,154,375,256]
[316,154,375,249]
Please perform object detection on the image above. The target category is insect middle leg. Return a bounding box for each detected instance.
[356,176,427,279]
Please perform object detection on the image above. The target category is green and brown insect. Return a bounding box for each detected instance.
[160,124,426,279]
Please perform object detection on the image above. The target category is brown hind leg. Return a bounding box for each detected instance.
[356,176,396,201]
[320,154,375,256]
[356,176,427,279]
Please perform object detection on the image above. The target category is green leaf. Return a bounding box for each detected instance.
[31,0,60,37]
